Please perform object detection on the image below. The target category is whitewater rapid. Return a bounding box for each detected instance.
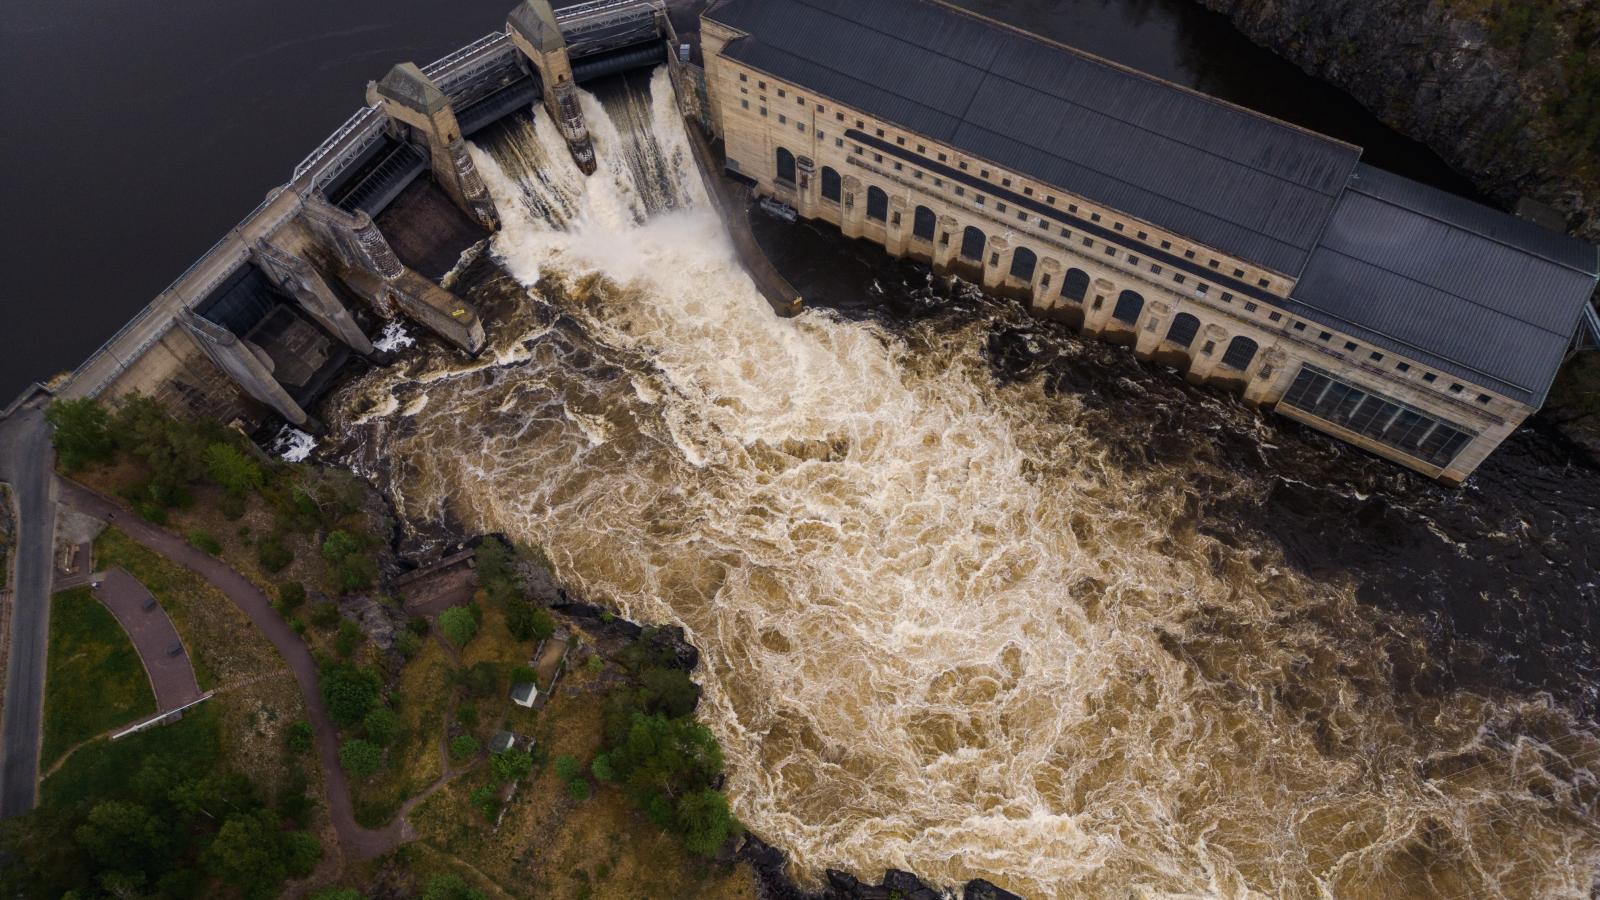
[326,69,1600,898]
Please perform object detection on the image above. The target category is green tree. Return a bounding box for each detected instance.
[566,778,591,801]
[284,831,323,877]
[363,706,399,747]
[278,581,307,613]
[554,754,582,782]
[590,753,615,783]
[422,872,487,900]
[320,663,380,727]
[676,789,736,855]
[204,443,263,498]
[335,618,362,657]
[489,748,533,784]
[438,607,478,647]
[47,398,115,471]
[285,720,314,753]
[205,810,284,888]
[449,734,481,761]
[73,800,169,878]
[339,739,383,777]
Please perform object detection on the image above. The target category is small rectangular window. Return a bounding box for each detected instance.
[938,153,947,162]
[1203,340,1216,354]
[1023,186,1033,196]
[1059,227,1070,238]
[975,196,985,206]
[854,145,863,155]
[817,131,824,140]
[1268,311,1281,322]
[797,97,805,105]
[1344,341,1358,352]
[996,201,1006,212]
[1208,259,1220,268]
[758,80,766,89]
[934,178,942,187]
[893,162,902,171]
[777,89,786,97]
[741,99,749,109]
[1319,331,1332,341]
[1257,278,1270,288]
[797,123,805,132]
[980,169,989,178]
[856,119,864,128]
[1127,256,1139,266]
[835,138,843,148]
[1477,394,1491,404]
[1449,383,1464,394]
[1150,264,1162,275]
[836,112,845,121]
[1396,362,1410,372]
[1292,321,1306,331]
[916,144,925,153]
[1173,274,1186,284]
[1068,204,1078,213]
[914,170,923,179]
[955,186,964,196]
[1183,250,1196,259]
[760,107,767,116]
[1369,351,1383,362]
[1197,283,1209,294]
[875,128,884,137]
[874,153,882,163]
[1002,177,1012,187]
[816,103,823,111]
[1422,372,1437,383]
[1160,240,1171,249]
[778,114,787,124]
[1136,231,1147,240]
[740,73,748,82]
[1105,246,1116,257]
[1018,210,1027,221]
[1113,222,1124,232]
[959,161,968,170]
[1245,302,1258,313]
[1083,237,1094,247]
[1037,219,1048,230]
[1232,268,1244,277]
[896,136,905,146]
[1090,212,1101,222]
[1221,292,1234,303]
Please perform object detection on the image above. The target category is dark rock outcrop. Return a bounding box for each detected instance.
[1198,0,1599,240]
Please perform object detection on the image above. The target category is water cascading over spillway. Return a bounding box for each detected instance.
[326,68,1600,898]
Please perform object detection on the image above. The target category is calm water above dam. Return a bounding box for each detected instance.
[2,0,1480,401]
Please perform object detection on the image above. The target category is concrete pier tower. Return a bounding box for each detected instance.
[367,63,500,229]
[178,310,314,430]
[508,0,597,174]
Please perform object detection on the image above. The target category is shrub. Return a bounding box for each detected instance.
[204,443,264,498]
[566,778,591,801]
[553,754,582,782]
[278,581,307,612]
[46,398,116,471]
[285,721,313,754]
[258,536,294,573]
[335,619,362,657]
[338,739,382,778]
[460,661,498,699]
[321,529,377,593]
[586,655,604,674]
[363,706,399,747]
[590,753,614,783]
[423,872,487,900]
[676,789,736,855]
[489,748,533,784]
[395,630,422,660]
[456,704,479,730]
[470,785,500,822]
[309,602,341,629]
[320,664,380,727]
[449,734,480,761]
[438,607,477,647]
[407,616,431,636]
[510,665,537,685]
[187,530,221,555]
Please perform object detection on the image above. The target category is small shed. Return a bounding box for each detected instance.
[489,730,518,755]
[511,681,538,708]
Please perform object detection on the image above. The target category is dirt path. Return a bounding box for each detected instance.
[57,478,406,862]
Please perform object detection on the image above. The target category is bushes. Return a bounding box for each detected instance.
[46,398,115,471]
[321,529,377,593]
[319,663,381,728]
[203,443,263,498]
[335,619,362,657]
[285,720,313,754]
[458,662,498,700]
[257,536,294,573]
[338,739,383,778]
[489,748,533,784]
[438,607,478,647]
[363,706,399,747]
[277,581,306,613]
[187,530,222,555]
[309,602,341,629]
[448,735,480,761]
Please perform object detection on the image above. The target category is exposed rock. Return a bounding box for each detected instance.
[335,592,407,650]
[963,879,1024,900]
[1199,0,1599,241]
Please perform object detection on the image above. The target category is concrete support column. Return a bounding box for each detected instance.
[983,235,1012,291]
[1242,347,1292,405]
[1030,257,1061,313]
[1133,300,1171,359]
[886,196,911,257]
[368,63,500,229]
[1440,412,1523,486]
[933,215,959,272]
[251,243,375,356]
[509,0,597,174]
[795,156,818,219]
[841,176,865,240]
[1187,324,1230,381]
[179,310,313,429]
[1079,278,1118,336]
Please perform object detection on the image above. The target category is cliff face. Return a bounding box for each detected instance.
[1199,0,1600,240]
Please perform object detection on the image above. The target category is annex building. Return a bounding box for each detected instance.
[698,0,1600,483]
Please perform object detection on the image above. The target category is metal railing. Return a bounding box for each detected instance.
[291,106,383,185]
[555,0,663,31]
[421,30,511,78]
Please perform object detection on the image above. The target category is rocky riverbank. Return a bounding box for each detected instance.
[1198,0,1599,240]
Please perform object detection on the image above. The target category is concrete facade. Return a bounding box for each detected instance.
[508,0,597,174]
[700,30,1540,484]
[367,63,500,230]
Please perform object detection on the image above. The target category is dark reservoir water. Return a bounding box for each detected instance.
[0,0,1488,402]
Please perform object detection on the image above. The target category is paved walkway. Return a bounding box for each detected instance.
[93,568,203,712]
[0,402,57,817]
[57,478,404,861]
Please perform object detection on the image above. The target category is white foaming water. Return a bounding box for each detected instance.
[332,69,1600,898]
[374,321,416,353]
[269,424,317,462]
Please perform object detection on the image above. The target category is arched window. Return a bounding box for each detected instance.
[1112,289,1144,325]
[1221,335,1259,370]
[776,147,796,184]
[1009,247,1038,281]
[960,226,986,261]
[821,166,841,202]
[1060,268,1089,302]
[866,186,889,222]
[913,205,936,241]
[1166,313,1201,348]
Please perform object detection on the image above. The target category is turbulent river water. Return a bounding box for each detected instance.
[324,70,1600,898]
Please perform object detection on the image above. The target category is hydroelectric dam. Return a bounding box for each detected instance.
[9,1,1600,896]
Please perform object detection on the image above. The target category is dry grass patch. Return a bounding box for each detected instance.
[351,637,454,826]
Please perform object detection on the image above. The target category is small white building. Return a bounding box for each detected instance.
[510,681,538,708]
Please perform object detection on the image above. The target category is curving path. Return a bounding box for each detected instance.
[57,478,405,861]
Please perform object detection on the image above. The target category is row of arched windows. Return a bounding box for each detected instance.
[792,153,1261,371]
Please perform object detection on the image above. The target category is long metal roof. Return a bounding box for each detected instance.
[1289,165,1598,405]
[705,0,1362,276]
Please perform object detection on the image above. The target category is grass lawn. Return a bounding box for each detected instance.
[39,587,155,768]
